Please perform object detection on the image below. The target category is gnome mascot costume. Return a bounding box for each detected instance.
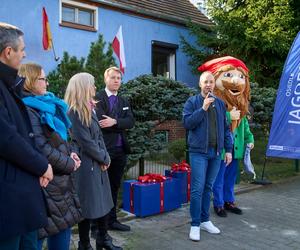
[198,56,254,217]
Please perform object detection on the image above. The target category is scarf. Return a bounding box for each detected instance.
[23,92,71,141]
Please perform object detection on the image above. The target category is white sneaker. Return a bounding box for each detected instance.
[200,221,220,234]
[189,226,200,241]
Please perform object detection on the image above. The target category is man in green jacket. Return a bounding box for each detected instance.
[198,56,254,217]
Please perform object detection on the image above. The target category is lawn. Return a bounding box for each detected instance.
[239,134,299,183]
[136,137,299,183]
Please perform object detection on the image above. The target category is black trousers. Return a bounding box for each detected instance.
[78,214,109,244]
[107,147,127,224]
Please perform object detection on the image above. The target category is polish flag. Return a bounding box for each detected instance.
[112,26,126,74]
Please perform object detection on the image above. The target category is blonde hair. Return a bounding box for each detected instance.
[64,72,96,126]
[18,62,42,93]
[104,66,122,84]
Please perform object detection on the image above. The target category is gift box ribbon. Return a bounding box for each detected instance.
[130,173,167,214]
[171,160,191,202]
[138,173,167,183]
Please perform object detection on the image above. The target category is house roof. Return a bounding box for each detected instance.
[92,0,212,26]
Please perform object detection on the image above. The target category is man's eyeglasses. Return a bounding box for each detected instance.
[38,77,48,82]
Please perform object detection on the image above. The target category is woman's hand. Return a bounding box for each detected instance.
[100,164,109,171]
[70,152,81,170]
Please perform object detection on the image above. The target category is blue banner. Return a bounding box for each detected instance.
[267,32,300,159]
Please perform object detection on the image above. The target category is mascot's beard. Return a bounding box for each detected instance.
[214,80,249,118]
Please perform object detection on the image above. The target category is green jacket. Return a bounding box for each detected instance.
[227,112,254,159]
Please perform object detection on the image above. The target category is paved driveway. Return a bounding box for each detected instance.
[113,176,300,250]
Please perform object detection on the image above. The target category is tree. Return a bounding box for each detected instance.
[47,52,85,98]
[290,0,300,30]
[119,75,197,167]
[181,0,298,88]
[47,34,115,97]
[85,34,116,90]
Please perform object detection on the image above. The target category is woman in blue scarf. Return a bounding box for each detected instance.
[19,63,82,250]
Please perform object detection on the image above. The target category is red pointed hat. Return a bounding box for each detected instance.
[198,56,249,74]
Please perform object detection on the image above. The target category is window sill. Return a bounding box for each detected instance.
[60,21,97,32]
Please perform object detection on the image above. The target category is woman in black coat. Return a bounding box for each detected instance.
[19,63,82,250]
[65,72,122,250]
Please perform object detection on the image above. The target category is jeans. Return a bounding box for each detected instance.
[190,148,221,226]
[213,159,238,207]
[37,228,71,250]
[0,230,38,250]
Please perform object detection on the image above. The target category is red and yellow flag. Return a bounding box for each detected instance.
[42,7,52,50]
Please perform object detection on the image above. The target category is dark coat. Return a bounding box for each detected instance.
[25,102,82,239]
[0,61,48,240]
[68,110,113,219]
[95,90,135,154]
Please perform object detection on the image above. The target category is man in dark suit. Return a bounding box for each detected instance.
[96,66,134,231]
[0,22,53,249]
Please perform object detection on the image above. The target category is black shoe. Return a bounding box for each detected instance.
[96,233,123,250]
[108,221,130,231]
[224,202,243,215]
[78,241,93,250]
[214,207,227,217]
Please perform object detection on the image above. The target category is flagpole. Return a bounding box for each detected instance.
[50,40,60,61]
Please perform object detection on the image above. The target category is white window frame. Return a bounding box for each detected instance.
[59,0,98,31]
[168,53,176,80]
[152,41,178,80]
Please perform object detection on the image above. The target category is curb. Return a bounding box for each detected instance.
[234,183,264,195]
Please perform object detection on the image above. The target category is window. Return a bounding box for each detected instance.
[152,41,178,80]
[60,0,98,31]
[155,130,169,144]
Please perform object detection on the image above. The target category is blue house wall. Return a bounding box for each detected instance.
[0,0,199,87]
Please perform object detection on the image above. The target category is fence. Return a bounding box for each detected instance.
[124,119,187,179]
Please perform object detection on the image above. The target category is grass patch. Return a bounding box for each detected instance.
[240,135,299,183]
[124,135,300,183]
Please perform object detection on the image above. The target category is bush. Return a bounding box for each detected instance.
[250,83,277,136]
[119,74,197,168]
[168,138,186,161]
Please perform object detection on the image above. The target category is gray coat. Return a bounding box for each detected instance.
[68,110,113,219]
[26,106,82,239]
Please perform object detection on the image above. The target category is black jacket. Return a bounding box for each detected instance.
[24,95,82,239]
[95,90,135,154]
[0,61,48,240]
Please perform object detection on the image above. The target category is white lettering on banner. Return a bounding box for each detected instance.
[269,145,284,150]
[286,73,294,97]
[289,109,300,124]
[291,95,300,107]
[288,67,300,124]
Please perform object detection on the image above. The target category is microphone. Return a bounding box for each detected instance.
[208,91,216,108]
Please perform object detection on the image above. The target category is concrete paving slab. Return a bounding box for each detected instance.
[71,176,300,250]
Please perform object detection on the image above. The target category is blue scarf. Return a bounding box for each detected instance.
[23,92,71,141]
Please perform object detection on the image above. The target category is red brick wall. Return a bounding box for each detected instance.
[155,120,186,142]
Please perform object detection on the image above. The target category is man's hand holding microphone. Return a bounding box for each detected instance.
[202,92,215,111]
